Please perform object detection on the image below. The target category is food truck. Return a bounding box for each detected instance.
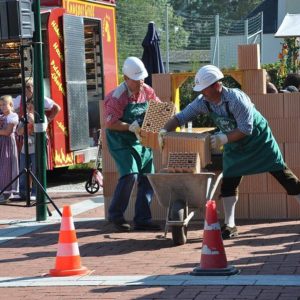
[0,0,118,169]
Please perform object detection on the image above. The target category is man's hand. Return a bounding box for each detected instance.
[129,120,142,141]
[210,133,228,150]
[158,129,167,151]
[129,120,140,134]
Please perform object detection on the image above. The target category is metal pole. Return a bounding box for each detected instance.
[260,12,263,65]
[33,0,47,221]
[214,14,219,67]
[165,3,169,73]
[20,44,31,206]
[245,19,248,44]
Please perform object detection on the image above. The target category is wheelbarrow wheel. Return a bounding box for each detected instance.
[172,225,187,246]
[85,180,100,194]
[170,200,187,246]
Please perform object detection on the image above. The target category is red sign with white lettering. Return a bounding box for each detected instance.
[47,7,74,167]
[41,0,118,167]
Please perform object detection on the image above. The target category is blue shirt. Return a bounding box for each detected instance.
[176,86,255,135]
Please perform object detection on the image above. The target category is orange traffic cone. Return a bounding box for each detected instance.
[191,200,239,276]
[49,205,90,276]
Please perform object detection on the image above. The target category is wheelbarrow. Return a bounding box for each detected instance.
[147,172,223,245]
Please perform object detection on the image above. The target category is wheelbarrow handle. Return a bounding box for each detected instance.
[207,173,223,200]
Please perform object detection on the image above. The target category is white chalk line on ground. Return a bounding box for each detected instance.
[47,186,103,193]
[1,274,300,287]
[0,196,104,244]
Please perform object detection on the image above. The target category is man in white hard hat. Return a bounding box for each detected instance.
[104,56,161,232]
[159,64,300,239]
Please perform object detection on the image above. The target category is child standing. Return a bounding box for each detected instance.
[0,95,19,203]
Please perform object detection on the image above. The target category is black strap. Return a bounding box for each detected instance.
[204,101,212,112]
[204,99,235,120]
[204,100,234,118]
[225,101,234,118]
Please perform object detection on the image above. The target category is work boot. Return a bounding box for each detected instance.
[110,218,131,232]
[221,224,238,240]
[134,222,161,231]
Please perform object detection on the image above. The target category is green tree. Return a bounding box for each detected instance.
[169,0,264,49]
[116,0,188,70]
[170,0,263,20]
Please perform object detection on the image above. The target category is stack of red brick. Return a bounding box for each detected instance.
[216,44,300,220]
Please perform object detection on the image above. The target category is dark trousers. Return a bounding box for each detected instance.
[221,166,300,197]
[108,173,153,224]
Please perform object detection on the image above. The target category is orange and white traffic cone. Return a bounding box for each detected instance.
[191,200,239,276]
[49,205,90,277]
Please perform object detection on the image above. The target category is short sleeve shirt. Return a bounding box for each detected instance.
[104,82,160,125]
[13,95,54,111]
[7,112,19,125]
[176,86,255,135]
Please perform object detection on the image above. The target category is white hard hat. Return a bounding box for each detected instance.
[193,65,224,92]
[122,57,148,80]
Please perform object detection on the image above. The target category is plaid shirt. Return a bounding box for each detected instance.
[104,82,159,125]
[176,86,254,135]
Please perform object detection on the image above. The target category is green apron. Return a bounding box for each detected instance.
[206,102,285,177]
[106,102,154,177]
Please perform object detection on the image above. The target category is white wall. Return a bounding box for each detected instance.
[262,34,284,64]
[211,33,284,69]
[201,0,300,70]
[215,0,300,68]
[278,0,300,26]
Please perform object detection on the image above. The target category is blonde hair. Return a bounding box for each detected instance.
[25,77,33,87]
[0,95,14,112]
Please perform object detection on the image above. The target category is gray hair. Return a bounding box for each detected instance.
[25,77,33,87]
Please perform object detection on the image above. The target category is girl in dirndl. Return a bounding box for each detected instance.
[0,95,19,202]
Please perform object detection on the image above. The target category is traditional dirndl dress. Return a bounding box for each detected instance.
[0,112,19,195]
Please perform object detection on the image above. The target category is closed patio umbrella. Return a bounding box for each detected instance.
[142,21,165,86]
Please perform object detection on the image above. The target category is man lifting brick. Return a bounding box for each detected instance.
[159,65,300,240]
[104,56,161,232]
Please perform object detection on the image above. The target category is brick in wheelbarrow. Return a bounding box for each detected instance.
[160,152,200,174]
[162,132,211,169]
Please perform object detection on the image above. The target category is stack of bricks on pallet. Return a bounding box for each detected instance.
[248,92,300,219]
[232,43,300,219]
[238,44,266,94]
[141,100,175,149]
[161,152,200,173]
[162,132,211,169]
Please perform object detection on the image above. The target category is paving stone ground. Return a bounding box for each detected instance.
[1,191,300,299]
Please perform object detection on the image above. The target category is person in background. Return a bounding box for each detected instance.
[104,56,161,232]
[280,85,299,93]
[159,65,300,239]
[282,73,300,92]
[14,77,61,170]
[13,77,61,123]
[266,72,278,93]
[16,99,45,201]
[0,95,19,203]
